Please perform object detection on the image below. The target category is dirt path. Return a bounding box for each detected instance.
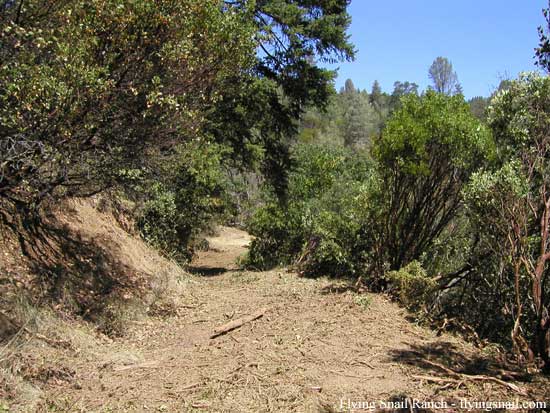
[45,228,548,412]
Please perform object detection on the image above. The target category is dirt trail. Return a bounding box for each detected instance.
[44,227,548,412]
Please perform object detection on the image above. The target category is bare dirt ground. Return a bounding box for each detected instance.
[25,226,546,412]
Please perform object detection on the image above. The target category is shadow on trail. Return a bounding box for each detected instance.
[389,341,531,381]
[186,266,228,277]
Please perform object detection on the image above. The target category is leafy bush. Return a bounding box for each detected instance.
[386,261,437,312]
[459,73,550,372]
[370,91,494,274]
[137,142,230,262]
[246,144,373,276]
[0,0,254,205]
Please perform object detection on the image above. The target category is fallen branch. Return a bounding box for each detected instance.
[413,360,528,396]
[181,382,201,391]
[412,375,460,385]
[351,360,375,369]
[210,308,267,339]
[328,369,366,379]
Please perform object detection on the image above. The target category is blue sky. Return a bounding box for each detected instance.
[327,1,546,99]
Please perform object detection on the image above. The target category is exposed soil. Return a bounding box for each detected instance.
[1,210,549,412]
[27,227,548,412]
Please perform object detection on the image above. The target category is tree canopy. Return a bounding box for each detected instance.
[0,0,255,205]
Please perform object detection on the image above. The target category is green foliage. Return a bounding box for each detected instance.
[468,96,489,121]
[209,0,355,198]
[462,73,550,371]
[389,81,419,112]
[297,81,383,148]
[297,78,425,150]
[353,294,372,310]
[137,142,230,262]
[387,261,436,312]
[249,92,493,290]
[246,144,373,275]
[0,0,255,204]
[371,91,494,273]
[488,72,550,160]
[463,161,529,217]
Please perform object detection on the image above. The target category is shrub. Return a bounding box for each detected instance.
[370,91,494,273]
[386,261,437,312]
[0,0,254,205]
[246,143,373,276]
[137,142,231,262]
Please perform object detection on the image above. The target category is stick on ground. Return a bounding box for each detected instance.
[210,308,267,339]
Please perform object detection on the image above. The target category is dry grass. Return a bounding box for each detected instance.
[0,197,190,410]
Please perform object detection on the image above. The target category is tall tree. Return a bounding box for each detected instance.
[210,1,355,198]
[369,80,383,109]
[428,56,461,95]
[343,78,357,95]
[536,1,550,71]
[341,90,370,147]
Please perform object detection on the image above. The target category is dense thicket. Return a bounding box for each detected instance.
[248,92,492,281]
[464,74,550,372]
[246,143,373,275]
[0,0,254,206]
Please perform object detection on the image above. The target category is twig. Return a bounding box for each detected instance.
[113,361,160,372]
[413,374,460,384]
[210,308,267,339]
[328,370,365,379]
[351,360,375,369]
[181,382,201,391]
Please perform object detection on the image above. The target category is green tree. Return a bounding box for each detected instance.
[338,80,372,147]
[369,80,383,110]
[343,78,357,95]
[466,73,550,372]
[367,80,389,133]
[370,91,494,274]
[212,0,356,197]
